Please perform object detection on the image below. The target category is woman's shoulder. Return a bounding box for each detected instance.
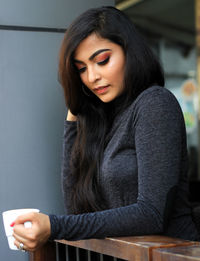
[136,85,177,104]
[130,85,181,112]
[124,85,184,126]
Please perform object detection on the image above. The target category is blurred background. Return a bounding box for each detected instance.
[0,0,114,260]
[116,0,200,200]
[0,0,199,260]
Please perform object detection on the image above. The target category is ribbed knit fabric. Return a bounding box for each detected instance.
[49,86,199,241]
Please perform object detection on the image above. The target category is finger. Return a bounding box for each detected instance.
[13,223,29,238]
[14,235,38,252]
[13,230,26,243]
[14,212,36,225]
[14,234,35,252]
[14,240,27,252]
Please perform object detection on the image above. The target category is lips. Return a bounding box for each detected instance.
[94,85,110,94]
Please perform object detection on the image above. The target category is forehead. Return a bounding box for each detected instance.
[74,33,116,60]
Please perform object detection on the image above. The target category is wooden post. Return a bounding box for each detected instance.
[29,241,56,261]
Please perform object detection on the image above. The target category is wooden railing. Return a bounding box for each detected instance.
[29,235,200,261]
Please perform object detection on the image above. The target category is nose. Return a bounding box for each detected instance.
[87,66,100,83]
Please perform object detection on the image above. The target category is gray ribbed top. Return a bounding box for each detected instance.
[49,86,199,241]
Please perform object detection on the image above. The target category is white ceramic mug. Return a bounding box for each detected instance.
[2,208,40,250]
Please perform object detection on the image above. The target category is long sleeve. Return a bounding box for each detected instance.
[61,119,77,213]
[49,87,198,241]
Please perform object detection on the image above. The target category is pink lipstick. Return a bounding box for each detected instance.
[95,85,109,94]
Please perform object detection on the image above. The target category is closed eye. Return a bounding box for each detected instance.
[76,55,110,73]
[97,56,110,65]
[78,67,86,73]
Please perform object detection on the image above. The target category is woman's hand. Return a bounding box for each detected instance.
[66,109,77,121]
[12,212,51,252]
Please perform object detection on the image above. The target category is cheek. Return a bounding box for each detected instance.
[106,60,125,82]
[79,74,87,85]
[80,74,94,91]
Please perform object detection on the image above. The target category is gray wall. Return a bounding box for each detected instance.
[0,0,114,260]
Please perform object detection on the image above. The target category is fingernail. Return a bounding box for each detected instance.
[10,222,15,227]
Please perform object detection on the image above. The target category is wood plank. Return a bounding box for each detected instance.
[153,245,200,261]
[56,235,199,261]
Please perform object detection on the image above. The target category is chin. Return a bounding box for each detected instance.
[99,97,114,103]
[97,94,116,103]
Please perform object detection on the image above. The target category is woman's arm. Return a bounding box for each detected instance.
[48,88,188,241]
[12,89,191,249]
[62,110,77,212]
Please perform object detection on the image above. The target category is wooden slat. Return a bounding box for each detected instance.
[152,245,200,261]
[56,235,199,261]
[29,241,56,261]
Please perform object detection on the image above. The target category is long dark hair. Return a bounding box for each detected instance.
[59,6,164,214]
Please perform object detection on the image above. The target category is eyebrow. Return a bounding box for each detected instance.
[74,48,111,63]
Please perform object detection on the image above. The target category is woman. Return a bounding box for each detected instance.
[12,6,199,252]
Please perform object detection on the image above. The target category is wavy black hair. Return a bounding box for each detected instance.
[59,6,164,214]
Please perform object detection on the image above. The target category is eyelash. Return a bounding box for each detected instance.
[78,67,86,73]
[97,56,110,65]
[78,56,110,74]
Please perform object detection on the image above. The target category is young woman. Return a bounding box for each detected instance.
[12,6,199,252]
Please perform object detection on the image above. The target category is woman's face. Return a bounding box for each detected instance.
[74,33,126,103]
